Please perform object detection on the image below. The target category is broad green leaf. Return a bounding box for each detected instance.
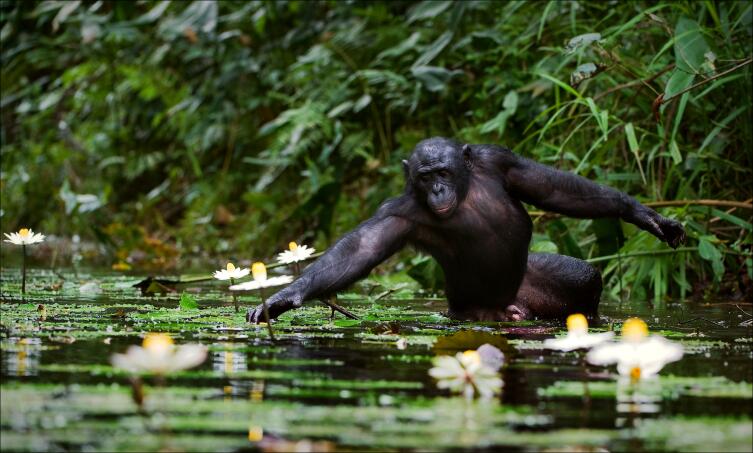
[179,293,199,310]
[407,1,452,23]
[413,31,453,68]
[698,235,724,281]
[411,66,461,92]
[376,32,421,61]
[663,17,711,102]
[669,140,683,164]
[624,122,639,153]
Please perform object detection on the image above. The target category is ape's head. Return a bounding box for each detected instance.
[404,137,472,219]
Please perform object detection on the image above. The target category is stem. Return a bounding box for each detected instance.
[21,245,27,294]
[231,278,238,313]
[294,262,300,278]
[320,295,360,320]
[259,288,276,342]
[587,247,696,264]
[660,57,753,105]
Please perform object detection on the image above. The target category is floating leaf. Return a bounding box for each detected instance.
[179,293,199,310]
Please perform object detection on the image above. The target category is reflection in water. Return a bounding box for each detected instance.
[2,337,42,376]
[615,376,662,428]
[211,343,258,399]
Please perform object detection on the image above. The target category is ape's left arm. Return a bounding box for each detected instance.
[493,147,686,248]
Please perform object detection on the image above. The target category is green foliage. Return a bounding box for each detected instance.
[179,292,198,310]
[1,1,751,300]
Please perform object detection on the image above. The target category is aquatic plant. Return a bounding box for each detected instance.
[230,262,293,341]
[587,318,684,381]
[543,313,614,351]
[213,262,250,312]
[212,262,250,281]
[429,345,504,399]
[277,242,316,276]
[3,228,45,294]
[111,333,207,375]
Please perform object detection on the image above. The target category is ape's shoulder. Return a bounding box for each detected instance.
[470,143,521,171]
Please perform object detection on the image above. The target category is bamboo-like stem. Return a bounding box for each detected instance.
[259,287,275,342]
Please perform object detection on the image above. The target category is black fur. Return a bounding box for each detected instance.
[247,138,686,322]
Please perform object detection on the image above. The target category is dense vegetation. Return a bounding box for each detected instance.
[1,1,751,302]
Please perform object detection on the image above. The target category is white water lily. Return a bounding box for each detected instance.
[229,262,293,291]
[4,228,46,294]
[4,228,45,245]
[111,333,207,374]
[543,313,614,351]
[587,318,683,381]
[429,348,503,399]
[213,262,250,281]
[277,242,315,264]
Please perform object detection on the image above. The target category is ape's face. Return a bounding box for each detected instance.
[406,138,470,219]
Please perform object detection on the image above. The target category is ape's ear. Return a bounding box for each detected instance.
[402,160,410,179]
[462,144,473,169]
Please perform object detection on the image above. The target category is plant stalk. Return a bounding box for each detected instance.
[21,245,27,294]
[259,287,276,342]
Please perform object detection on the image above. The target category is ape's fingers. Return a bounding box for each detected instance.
[246,306,264,324]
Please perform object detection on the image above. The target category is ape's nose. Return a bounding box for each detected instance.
[432,185,444,195]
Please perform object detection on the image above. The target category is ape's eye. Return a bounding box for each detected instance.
[420,174,431,182]
[437,170,450,178]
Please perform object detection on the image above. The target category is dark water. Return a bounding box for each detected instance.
[1,268,751,451]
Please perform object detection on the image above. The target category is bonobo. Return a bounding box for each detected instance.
[247,137,685,322]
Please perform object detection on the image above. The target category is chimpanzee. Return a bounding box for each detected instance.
[247,137,685,322]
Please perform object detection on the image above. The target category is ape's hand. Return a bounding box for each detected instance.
[629,205,686,248]
[246,286,303,323]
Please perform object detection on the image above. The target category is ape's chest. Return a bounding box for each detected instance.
[413,190,532,259]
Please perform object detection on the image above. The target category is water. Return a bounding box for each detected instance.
[1,268,751,451]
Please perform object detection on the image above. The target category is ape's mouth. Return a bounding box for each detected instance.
[432,201,456,216]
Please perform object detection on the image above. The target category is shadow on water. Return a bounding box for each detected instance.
[1,268,751,451]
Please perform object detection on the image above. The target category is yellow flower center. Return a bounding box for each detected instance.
[248,426,264,442]
[226,262,236,272]
[252,262,267,281]
[622,318,649,342]
[566,313,588,334]
[462,350,481,366]
[288,242,298,251]
[630,366,642,381]
[143,333,174,353]
[19,228,30,238]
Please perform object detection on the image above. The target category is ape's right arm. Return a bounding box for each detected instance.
[247,214,413,322]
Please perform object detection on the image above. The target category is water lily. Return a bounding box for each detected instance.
[213,262,250,281]
[4,228,46,294]
[228,262,293,291]
[277,242,316,276]
[277,241,315,264]
[229,262,293,342]
[429,345,504,399]
[214,262,250,312]
[4,228,45,245]
[543,313,614,351]
[111,333,207,375]
[586,318,683,381]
